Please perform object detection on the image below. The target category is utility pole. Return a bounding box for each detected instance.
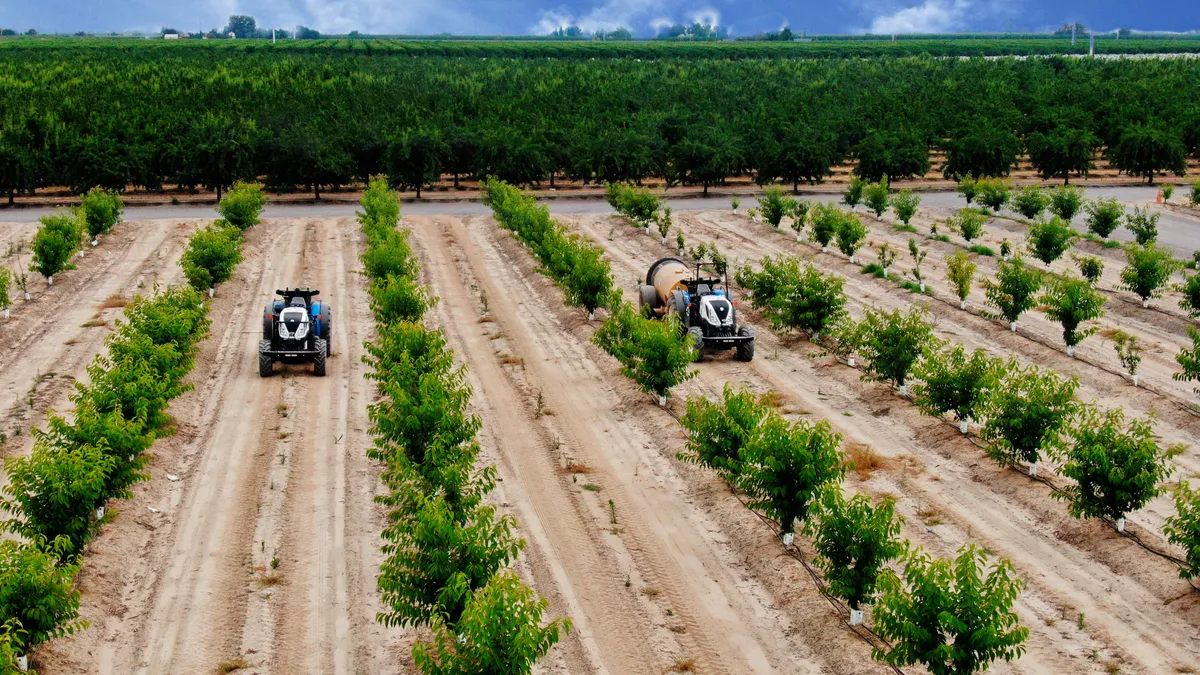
[272,28,276,43]
[1089,31,1094,56]
[1071,24,1076,45]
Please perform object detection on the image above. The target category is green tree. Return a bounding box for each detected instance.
[942,119,1020,179]
[30,210,82,284]
[1106,120,1188,183]
[1048,185,1084,221]
[1025,126,1098,184]
[980,363,1077,473]
[223,14,258,38]
[984,258,1042,329]
[804,491,905,617]
[1074,255,1104,284]
[736,256,847,339]
[678,385,770,478]
[1175,326,1200,395]
[946,251,977,309]
[413,571,570,675]
[873,544,1028,675]
[1056,409,1171,531]
[1179,272,1200,318]
[892,189,920,225]
[1112,330,1142,385]
[1040,275,1105,355]
[1120,243,1181,307]
[180,221,242,292]
[1026,217,1076,267]
[857,307,936,395]
[0,537,86,652]
[809,203,844,251]
[756,186,798,228]
[1010,186,1049,220]
[1,442,113,556]
[863,176,890,217]
[606,183,661,229]
[956,175,978,205]
[912,343,1004,431]
[79,187,123,242]
[835,214,868,263]
[975,179,1010,213]
[946,209,986,243]
[843,176,865,209]
[1163,481,1200,580]
[563,239,618,320]
[216,181,266,230]
[1124,206,1159,245]
[180,114,257,200]
[370,275,437,325]
[0,268,10,318]
[737,414,845,543]
[388,131,445,198]
[853,129,930,181]
[1083,197,1124,238]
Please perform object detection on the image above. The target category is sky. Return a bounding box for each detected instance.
[0,0,1196,37]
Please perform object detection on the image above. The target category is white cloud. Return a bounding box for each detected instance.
[688,7,720,27]
[530,0,671,33]
[865,0,972,34]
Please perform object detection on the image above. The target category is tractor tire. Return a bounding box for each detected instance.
[688,327,705,362]
[735,326,756,362]
[639,285,658,311]
[262,304,274,340]
[324,315,334,357]
[313,339,328,377]
[258,340,274,377]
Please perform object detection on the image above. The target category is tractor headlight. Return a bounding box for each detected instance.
[278,323,290,339]
[294,323,309,340]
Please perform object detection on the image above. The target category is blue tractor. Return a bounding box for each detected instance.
[260,288,332,377]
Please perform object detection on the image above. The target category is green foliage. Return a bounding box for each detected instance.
[413,571,570,675]
[606,182,662,228]
[1039,274,1105,349]
[678,385,770,477]
[835,213,868,260]
[79,187,123,240]
[876,243,898,272]
[974,178,1010,212]
[856,307,936,391]
[216,180,265,230]
[1010,185,1049,220]
[0,538,86,652]
[804,491,905,610]
[0,269,9,311]
[1026,216,1076,266]
[756,186,798,228]
[999,239,1011,258]
[863,176,890,217]
[736,256,846,337]
[945,251,976,304]
[180,221,242,291]
[1179,272,1200,317]
[810,203,850,249]
[370,274,438,325]
[31,210,82,280]
[2,442,112,556]
[1106,120,1188,183]
[956,175,978,204]
[1163,481,1200,580]
[1083,197,1124,238]
[946,209,986,243]
[361,228,419,281]
[1074,255,1103,284]
[1112,330,1142,377]
[593,303,695,399]
[1173,326,1200,394]
[1048,185,1084,221]
[1056,409,1171,523]
[1162,184,1176,201]
[1191,181,1200,207]
[359,175,401,230]
[1124,206,1159,245]
[737,415,845,536]
[984,258,1042,324]
[843,176,865,208]
[873,544,1028,675]
[980,363,1077,468]
[907,238,927,283]
[912,343,1005,423]
[892,189,920,224]
[1120,243,1181,306]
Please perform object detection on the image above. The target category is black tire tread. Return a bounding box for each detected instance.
[313,338,327,376]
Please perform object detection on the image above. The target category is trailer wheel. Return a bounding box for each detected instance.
[688,327,705,362]
[258,340,274,377]
[313,339,328,377]
[639,285,658,311]
[735,326,755,362]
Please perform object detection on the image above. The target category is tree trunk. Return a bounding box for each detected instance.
[315,184,321,200]
[416,185,422,198]
[453,173,460,188]
[217,184,224,202]
[793,180,799,193]
[549,173,555,187]
[703,181,709,195]
[7,188,13,206]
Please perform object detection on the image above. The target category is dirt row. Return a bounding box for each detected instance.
[554,210,1200,674]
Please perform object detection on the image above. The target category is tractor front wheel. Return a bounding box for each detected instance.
[735,326,756,362]
[258,340,274,377]
[313,339,328,376]
[688,327,705,362]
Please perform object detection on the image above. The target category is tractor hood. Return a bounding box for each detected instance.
[699,295,734,327]
[279,307,310,339]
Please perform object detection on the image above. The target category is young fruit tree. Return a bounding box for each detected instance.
[1124,206,1159,246]
[946,251,977,309]
[984,258,1042,330]
[563,241,617,320]
[863,175,890,217]
[843,176,865,208]
[180,221,243,293]
[946,209,987,243]
[835,214,868,263]
[1049,184,1084,221]
[622,314,697,404]
[907,238,927,291]
[1112,330,1143,386]
[980,363,1078,476]
[30,210,83,285]
[79,186,124,243]
[1162,184,1176,202]
[756,186,798,229]
[1173,326,1200,395]
[912,343,1005,433]
[1163,481,1200,580]
[216,180,266,230]
[678,385,770,478]
[412,571,570,675]
[1055,408,1171,533]
[1026,216,1077,267]
[737,414,846,546]
[1084,197,1124,239]
[1179,272,1200,318]
[892,189,920,225]
[975,178,1010,213]
[789,199,812,241]
[0,268,10,319]
[1074,255,1104,285]
[956,174,978,204]
[1011,185,1049,220]
[803,491,905,625]
[655,206,672,245]
[1192,180,1200,207]
[1120,243,1182,308]
[1,442,114,556]
[873,544,1029,675]
[1039,274,1106,356]
[0,537,86,655]
[369,274,437,325]
[856,306,936,396]
[737,257,847,339]
[875,244,897,278]
[809,203,843,252]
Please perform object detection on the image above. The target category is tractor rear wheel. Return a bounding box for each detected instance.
[639,285,658,311]
[688,327,705,362]
[735,326,756,362]
[262,305,274,340]
[324,315,334,357]
[258,340,274,377]
[313,339,328,376]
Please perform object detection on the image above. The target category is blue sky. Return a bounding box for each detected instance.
[2,0,1196,37]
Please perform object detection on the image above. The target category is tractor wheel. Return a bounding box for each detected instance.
[735,326,756,362]
[262,305,274,340]
[313,339,328,377]
[639,285,658,311]
[688,327,705,362]
[324,315,334,357]
[258,340,274,377]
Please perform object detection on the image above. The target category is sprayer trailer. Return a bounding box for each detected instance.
[639,257,754,362]
[259,288,332,377]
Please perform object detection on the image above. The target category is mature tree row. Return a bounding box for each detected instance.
[0,48,1198,201]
